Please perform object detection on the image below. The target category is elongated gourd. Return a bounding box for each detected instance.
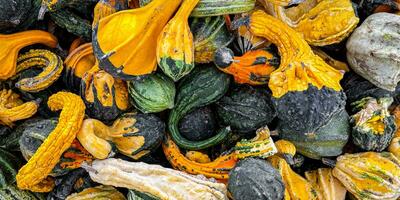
[93,0,183,80]
[305,168,347,200]
[16,92,85,192]
[66,185,126,200]
[389,106,400,158]
[0,30,58,80]
[191,0,256,17]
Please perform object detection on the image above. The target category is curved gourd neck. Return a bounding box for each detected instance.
[175,0,200,19]
[5,30,58,49]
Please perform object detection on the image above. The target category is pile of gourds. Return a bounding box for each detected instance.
[1,0,400,199]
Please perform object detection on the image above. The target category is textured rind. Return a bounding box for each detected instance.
[16,92,85,192]
[49,9,91,40]
[47,168,91,200]
[228,158,285,200]
[191,0,256,17]
[0,0,31,32]
[346,13,400,91]
[179,106,216,141]
[0,148,22,188]
[234,127,277,159]
[0,184,44,200]
[305,168,347,200]
[85,158,228,200]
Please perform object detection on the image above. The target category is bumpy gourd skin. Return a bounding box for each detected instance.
[16,92,85,192]
[0,89,39,127]
[389,106,400,158]
[234,126,277,159]
[14,49,63,92]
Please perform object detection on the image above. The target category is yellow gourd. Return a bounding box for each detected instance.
[305,168,347,200]
[389,106,400,158]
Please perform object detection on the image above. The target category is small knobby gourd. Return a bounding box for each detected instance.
[305,168,347,200]
[234,126,277,159]
[214,47,279,85]
[93,0,182,79]
[274,139,296,165]
[156,0,199,82]
[389,106,400,158]
[0,30,57,80]
[260,0,359,46]
[191,0,256,17]
[13,49,63,92]
[66,185,126,200]
[48,10,92,40]
[92,0,129,27]
[0,89,39,127]
[162,135,237,181]
[83,158,228,200]
[332,152,400,200]
[16,92,85,192]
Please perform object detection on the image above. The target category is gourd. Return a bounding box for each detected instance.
[216,85,276,134]
[234,126,277,159]
[128,190,159,200]
[191,0,256,17]
[305,168,347,200]
[77,112,165,160]
[156,0,199,82]
[13,49,63,92]
[0,184,45,200]
[48,168,94,200]
[128,73,175,114]
[40,0,98,13]
[0,30,58,80]
[389,106,400,158]
[274,140,296,165]
[93,0,129,27]
[191,16,234,63]
[0,89,39,127]
[228,158,285,200]
[83,158,228,200]
[235,21,269,54]
[49,10,92,40]
[350,97,396,151]
[0,148,22,188]
[244,10,346,135]
[260,0,359,46]
[66,185,126,200]
[92,0,182,80]
[168,66,231,150]
[81,66,130,122]
[346,13,400,91]
[185,151,211,163]
[16,92,85,192]
[162,135,237,180]
[331,152,400,200]
[179,106,216,141]
[0,0,32,32]
[356,0,400,18]
[312,48,349,72]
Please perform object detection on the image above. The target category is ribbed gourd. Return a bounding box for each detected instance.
[128,73,176,113]
[305,168,347,200]
[389,106,400,158]
[66,185,126,200]
[234,126,277,159]
[92,0,182,80]
[191,0,256,17]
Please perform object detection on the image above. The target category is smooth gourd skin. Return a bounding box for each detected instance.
[234,126,277,159]
[228,158,285,200]
[92,0,182,80]
[66,185,126,200]
[191,0,255,17]
[305,168,347,200]
[93,0,129,27]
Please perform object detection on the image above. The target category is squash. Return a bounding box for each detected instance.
[234,126,277,159]
[274,139,296,165]
[191,16,234,63]
[93,0,129,27]
[389,106,400,158]
[191,0,255,17]
[312,48,349,72]
[48,168,93,200]
[156,0,199,82]
[128,73,175,113]
[0,148,22,188]
[0,126,18,150]
[128,190,159,200]
[228,158,285,200]
[0,184,45,200]
[81,67,130,122]
[234,20,269,54]
[0,0,33,32]
[216,85,276,134]
[13,49,63,93]
[332,152,400,200]
[41,0,98,13]
[83,158,228,200]
[69,38,83,53]
[185,151,211,163]
[305,168,347,200]
[16,92,85,192]
[168,66,231,150]
[77,112,165,160]
[179,106,216,141]
[49,10,92,40]
[350,97,396,151]
[346,12,400,91]
[260,0,359,46]
[0,30,58,80]
[93,0,182,79]
[356,0,400,18]
[66,185,126,200]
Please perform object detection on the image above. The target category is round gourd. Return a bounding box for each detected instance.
[179,106,216,141]
[228,158,285,200]
[128,73,175,113]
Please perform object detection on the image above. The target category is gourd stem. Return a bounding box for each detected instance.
[321,158,336,168]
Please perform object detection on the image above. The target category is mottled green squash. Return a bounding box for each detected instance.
[0,148,22,189]
[191,0,256,17]
[49,9,92,40]
[179,106,216,141]
[0,184,45,200]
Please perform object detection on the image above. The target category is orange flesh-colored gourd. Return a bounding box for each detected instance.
[0,30,58,80]
[69,38,84,54]
[305,168,347,200]
[65,43,97,79]
[389,106,400,158]
[248,10,343,98]
[94,0,182,78]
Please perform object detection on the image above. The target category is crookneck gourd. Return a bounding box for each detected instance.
[0,89,39,127]
[168,66,231,150]
[389,106,400,158]
[305,168,347,200]
[331,152,400,200]
[260,0,359,46]
[93,0,182,79]
[244,10,346,135]
[16,92,85,192]
[66,185,126,200]
[156,0,199,82]
[214,47,279,85]
[0,30,58,80]
[93,0,129,27]
[77,112,165,160]
[350,97,396,151]
[83,158,228,200]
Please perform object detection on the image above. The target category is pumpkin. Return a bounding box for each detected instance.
[179,106,216,141]
[228,158,285,200]
[216,85,276,134]
[168,66,231,150]
[191,16,234,63]
[49,10,92,40]
[83,158,228,199]
[234,126,277,159]
[214,47,279,85]
[92,0,182,79]
[156,0,199,82]
[350,97,396,151]
[260,0,359,46]
[93,0,129,27]
[389,106,400,158]
[191,0,255,17]
[332,152,400,200]
[66,185,126,200]
[305,168,347,200]
[128,73,175,114]
[0,30,57,80]
[346,12,400,91]
[0,147,22,188]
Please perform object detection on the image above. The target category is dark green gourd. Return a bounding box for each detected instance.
[179,106,216,141]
